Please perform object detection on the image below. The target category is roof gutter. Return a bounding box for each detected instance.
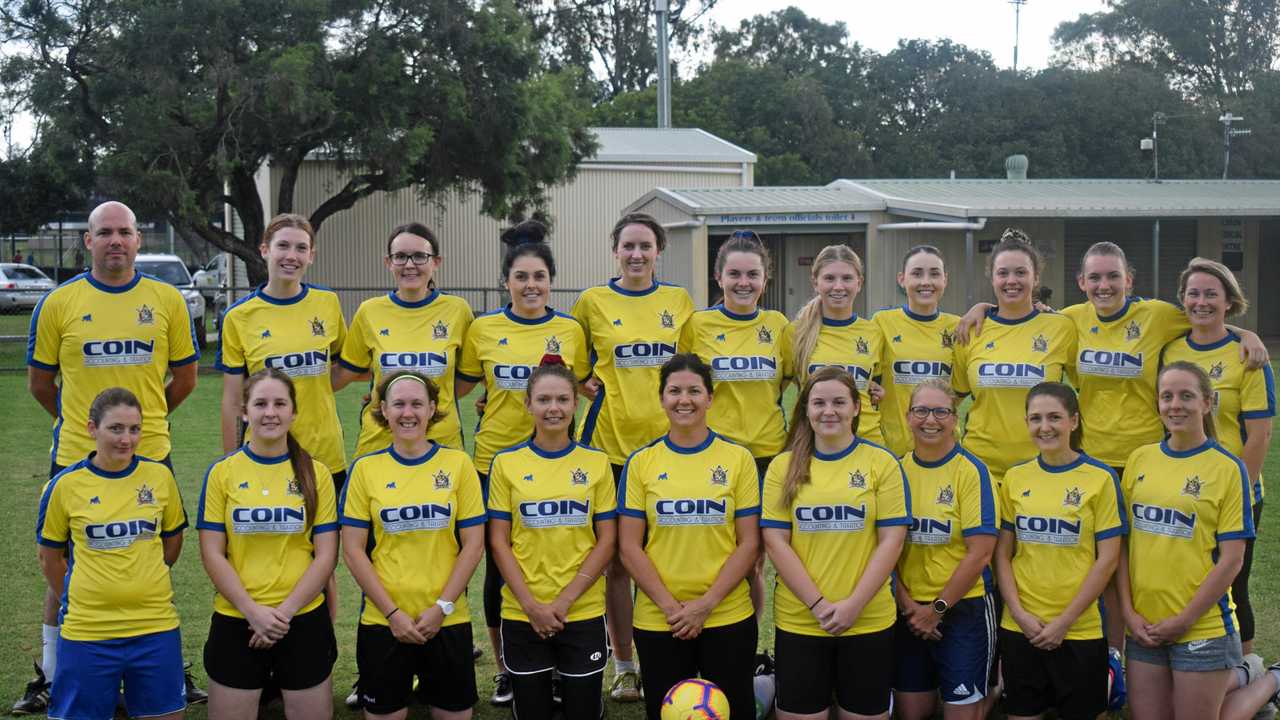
[877,218,987,231]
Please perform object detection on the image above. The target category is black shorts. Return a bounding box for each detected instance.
[500,616,609,677]
[999,628,1108,720]
[51,453,173,480]
[203,604,336,691]
[355,622,477,714]
[775,626,894,716]
[633,617,758,720]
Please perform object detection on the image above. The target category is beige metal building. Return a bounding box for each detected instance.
[626,178,1280,332]
[231,127,755,317]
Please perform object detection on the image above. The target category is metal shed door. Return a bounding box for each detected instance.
[1063,220,1196,306]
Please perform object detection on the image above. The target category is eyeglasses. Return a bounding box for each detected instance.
[909,406,956,420]
[389,252,435,266]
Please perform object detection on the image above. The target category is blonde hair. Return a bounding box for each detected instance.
[1079,241,1135,281]
[1178,257,1249,317]
[792,245,865,380]
[1158,361,1218,440]
[908,378,959,410]
[782,367,861,507]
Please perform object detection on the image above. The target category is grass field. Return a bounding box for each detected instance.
[0,321,1277,718]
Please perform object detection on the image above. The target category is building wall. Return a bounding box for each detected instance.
[274,160,749,317]
[1197,217,1260,331]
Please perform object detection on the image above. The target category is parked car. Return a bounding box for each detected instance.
[0,263,55,313]
[135,254,208,348]
[192,253,228,318]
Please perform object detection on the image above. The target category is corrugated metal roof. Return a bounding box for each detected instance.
[589,127,757,164]
[831,179,1280,218]
[626,186,882,214]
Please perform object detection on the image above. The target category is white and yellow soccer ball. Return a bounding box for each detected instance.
[660,678,731,720]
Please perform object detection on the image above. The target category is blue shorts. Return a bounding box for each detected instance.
[1125,632,1242,672]
[50,628,186,720]
[893,594,996,704]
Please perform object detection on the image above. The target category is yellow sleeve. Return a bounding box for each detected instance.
[456,459,487,525]
[875,454,911,526]
[734,450,761,516]
[160,469,189,535]
[594,464,617,517]
[952,340,971,394]
[779,321,797,383]
[760,455,790,526]
[28,293,62,370]
[486,456,512,517]
[339,464,372,525]
[958,459,998,535]
[216,307,246,373]
[1218,456,1254,541]
[458,318,483,380]
[1153,300,1191,344]
[1240,364,1276,417]
[197,463,227,530]
[571,292,593,349]
[340,305,373,372]
[621,454,646,516]
[1060,320,1079,385]
[166,288,199,365]
[37,480,68,546]
[329,296,348,359]
[1094,468,1125,539]
[678,316,696,354]
[314,464,338,531]
[569,322,590,381]
[997,476,1014,531]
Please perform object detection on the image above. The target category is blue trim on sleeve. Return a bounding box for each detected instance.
[25,286,54,367]
[338,357,368,373]
[760,519,792,529]
[1218,530,1255,541]
[593,510,618,522]
[161,521,188,538]
[1212,445,1256,537]
[214,361,248,375]
[1095,526,1126,540]
[1000,521,1015,531]
[196,521,226,532]
[488,509,513,521]
[619,508,647,519]
[312,522,339,534]
[580,386,605,448]
[339,517,371,529]
[170,353,199,368]
[457,514,488,528]
[37,537,66,549]
[962,527,998,537]
[456,370,483,383]
[876,516,912,527]
[734,505,762,518]
[27,358,58,371]
[958,447,997,531]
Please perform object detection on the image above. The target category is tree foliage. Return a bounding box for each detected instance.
[2,0,596,283]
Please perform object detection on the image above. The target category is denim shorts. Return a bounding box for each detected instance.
[1125,633,1242,672]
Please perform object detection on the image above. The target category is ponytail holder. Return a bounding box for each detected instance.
[538,353,565,368]
[385,374,429,393]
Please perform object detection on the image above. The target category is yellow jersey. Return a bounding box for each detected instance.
[873,306,960,457]
[1063,298,1190,467]
[575,280,694,465]
[217,285,348,473]
[341,290,474,454]
[1161,332,1275,503]
[37,456,188,641]
[197,446,338,618]
[898,445,997,602]
[761,439,912,636]
[458,306,590,474]
[27,272,199,466]
[798,315,886,446]
[954,310,1077,480]
[339,444,487,627]
[679,306,794,458]
[1122,440,1253,642]
[620,432,760,631]
[998,454,1126,640]
[487,440,616,622]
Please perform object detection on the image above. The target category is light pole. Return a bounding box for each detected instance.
[1219,112,1251,179]
[1010,0,1027,72]
[655,0,671,128]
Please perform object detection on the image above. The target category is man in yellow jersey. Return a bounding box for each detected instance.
[22,201,201,712]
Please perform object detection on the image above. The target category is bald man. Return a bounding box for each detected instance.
[18,201,203,713]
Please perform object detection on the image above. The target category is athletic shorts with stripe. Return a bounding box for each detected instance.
[893,594,996,704]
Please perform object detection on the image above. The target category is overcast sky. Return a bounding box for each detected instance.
[703,0,1107,70]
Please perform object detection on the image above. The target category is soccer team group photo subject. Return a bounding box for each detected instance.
[15,200,1280,720]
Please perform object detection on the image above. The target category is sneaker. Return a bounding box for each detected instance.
[345,680,362,709]
[10,663,50,715]
[491,672,513,706]
[1244,653,1266,684]
[473,646,483,660]
[610,670,641,702]
[183,663,208,704]
[1268,662,1280,706]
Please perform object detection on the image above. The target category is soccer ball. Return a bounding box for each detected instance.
[661,678,731,719]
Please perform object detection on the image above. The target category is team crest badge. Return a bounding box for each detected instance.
[545,335,561,354]
[1062,487,1083,508]
[1032,334,1048,353]
[710,465,729,486]
[136,483,156,506]
[310,317,326,336]
[940,329,954,348]
[1182,476,1202,499]
[434,470,451,490]
[571,468,588,486]
[433,321,448,340]
[660,310,674,329]
[1209,362,1225,380]
[936,484,955,506]
[855,337,869,355]
[757,326,773,344]
[1126,321,1141,341]
[136,304,155,325]
[849,470,867,489]
[286,477,302,496]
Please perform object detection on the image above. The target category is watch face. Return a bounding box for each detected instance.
[932,599,948,613]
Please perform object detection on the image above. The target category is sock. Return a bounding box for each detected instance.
[614,658,637,674]
[41,624,58,678]
[1234,666,1250,688]
[1269,668,1280,691]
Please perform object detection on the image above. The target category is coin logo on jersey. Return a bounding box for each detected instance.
[310,317,326,336]
[1062,487,1083,508]
[433,470,451,490]
[660,309,674,329]
[1182,476,1202,499]
[136,304,154,325]
[935,484,955,506]
[545,335,561,354]
[757,326,773,344]
[433,320,449,340]
[82,338,155,367]
[849,470,867,489]
[571,468,588,486]
[710,465,728,486]
[1126,320,1141,341]
[1032,334,1048,353]
[136,483,156,506]
[855,337,869,355]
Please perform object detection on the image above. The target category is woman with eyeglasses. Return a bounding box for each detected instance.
[893,379,998,720]
[334,223,474,456]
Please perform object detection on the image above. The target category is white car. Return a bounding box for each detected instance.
[0,263,55,312]
[135,254,208,348]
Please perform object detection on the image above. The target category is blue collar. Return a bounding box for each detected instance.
[986,307,1039,325]
[390,288,439,308]
[1096,297,1134,323]
[912,443,960,468]
[822,314,858,327]
[1037,453,1086,473]
[715,304,759,321]
[257,285,309,306]
[84,454,140,479]
[502,304,556,325]
[243,445,290,465]
[902,304,940,322]
[1184,331,1238,352]
[814,437,859,461]
[663,431,716,454]
[1160,438,1214,458]
[529,439,576,459]
[608,278,659,297]
[85,271,142,294]
[390,442,441,465]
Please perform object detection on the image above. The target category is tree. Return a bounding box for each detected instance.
[1053,0,1280,99]
[2,0,596,284]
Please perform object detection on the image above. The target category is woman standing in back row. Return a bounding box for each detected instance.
[573,213,693,699]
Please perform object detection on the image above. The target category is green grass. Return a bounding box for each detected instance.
[1,361,1277,718]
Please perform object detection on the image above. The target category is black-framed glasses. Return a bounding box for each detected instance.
[909,405,956,420]
[389,252,435,266]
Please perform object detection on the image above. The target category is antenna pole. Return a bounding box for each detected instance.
[655,0,671,128]
[1010,0,1027,72]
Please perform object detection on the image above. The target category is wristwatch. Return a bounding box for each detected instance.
[435,598,456,616]
[932,598,949,615]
